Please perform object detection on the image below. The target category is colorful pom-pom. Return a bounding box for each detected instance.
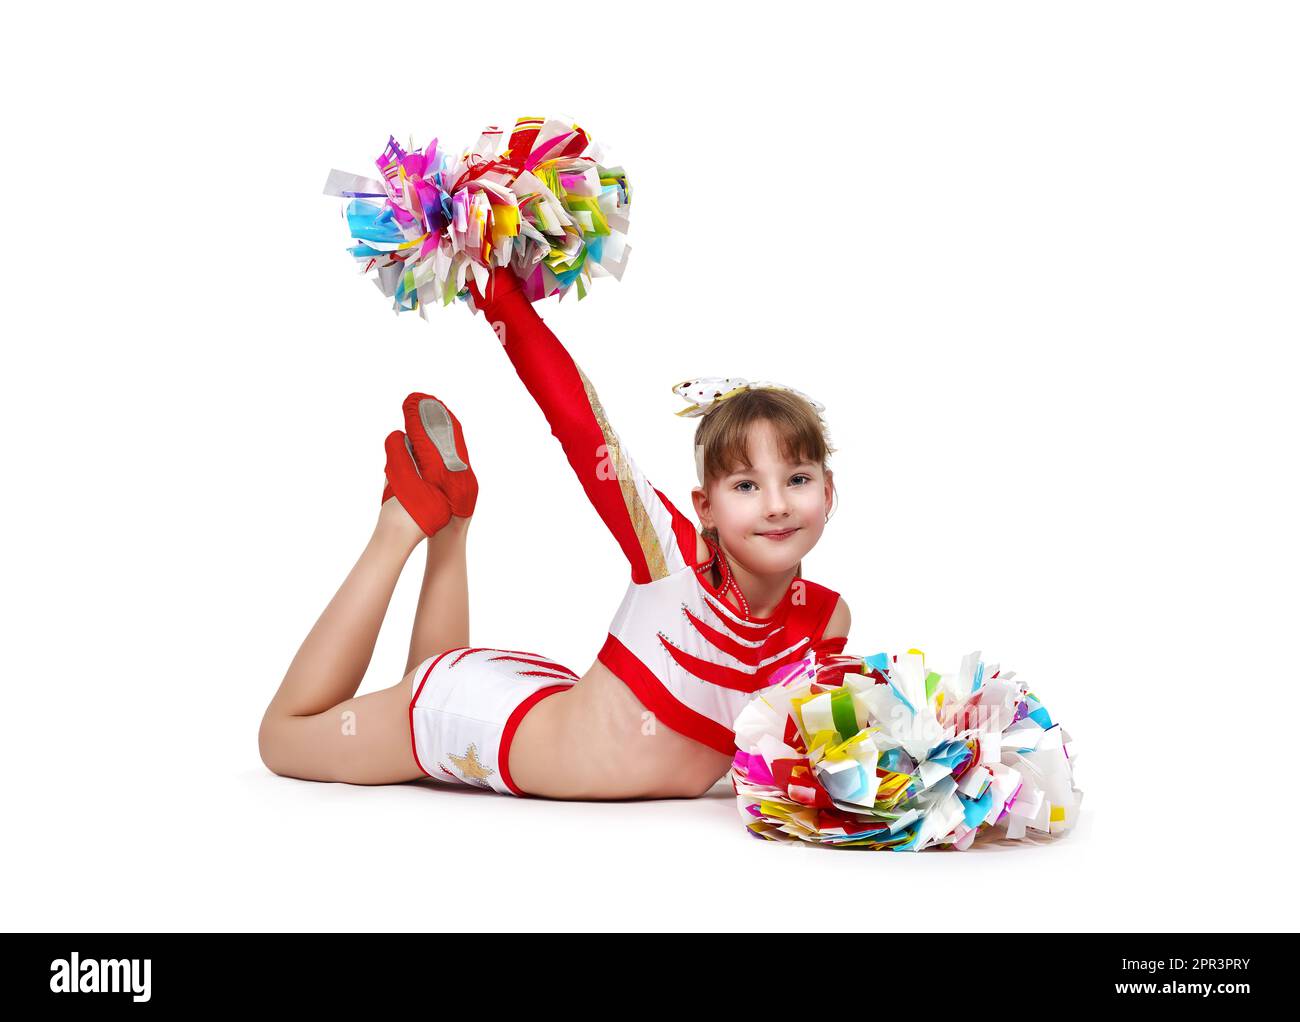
[731,649,1083,850]
[323,116,631,318]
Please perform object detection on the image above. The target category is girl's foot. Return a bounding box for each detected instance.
[382,429,453,537]
[402,392,478,519]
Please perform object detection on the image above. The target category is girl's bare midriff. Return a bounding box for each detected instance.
[505,658,734,800]
[505,533,736,800]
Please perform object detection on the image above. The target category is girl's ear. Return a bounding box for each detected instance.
[691,485,713,529]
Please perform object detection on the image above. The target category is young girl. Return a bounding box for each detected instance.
[258,265,851,800]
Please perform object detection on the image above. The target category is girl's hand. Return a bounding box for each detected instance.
[468,265,523,312]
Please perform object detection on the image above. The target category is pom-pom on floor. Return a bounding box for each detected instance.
[732,648,1083,850]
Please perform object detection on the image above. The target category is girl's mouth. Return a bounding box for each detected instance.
[758,528,799,541]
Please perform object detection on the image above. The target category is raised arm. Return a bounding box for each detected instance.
[468,266,698,584]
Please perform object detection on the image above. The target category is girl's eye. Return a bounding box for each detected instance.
[735,475,812,493]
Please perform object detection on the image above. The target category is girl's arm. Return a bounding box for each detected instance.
[812,596,851,655]
[469,266,699,584]
[807,596,851,680]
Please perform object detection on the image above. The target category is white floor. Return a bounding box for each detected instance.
[6,752,1286,931]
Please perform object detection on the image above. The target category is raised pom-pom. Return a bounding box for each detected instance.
[323,115,631,318]
[731,648,1083,851]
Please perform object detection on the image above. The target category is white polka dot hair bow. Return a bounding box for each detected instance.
[671,377,827,418]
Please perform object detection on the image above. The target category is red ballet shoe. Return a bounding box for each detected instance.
[382,430,452,536]
[401,392,478,518]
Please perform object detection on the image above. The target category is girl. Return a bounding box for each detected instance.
[258,265,851,800]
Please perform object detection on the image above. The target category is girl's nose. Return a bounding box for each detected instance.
[764,494,791,517]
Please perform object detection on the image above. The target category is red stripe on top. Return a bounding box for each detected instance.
[597,634,737,757]
[658,634,814,692]
[660,488,704,567]
[680,605,794,665]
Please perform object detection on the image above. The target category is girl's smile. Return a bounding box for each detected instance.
[692,419,835,590]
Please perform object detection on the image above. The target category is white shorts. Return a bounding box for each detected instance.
[408,646,579,796]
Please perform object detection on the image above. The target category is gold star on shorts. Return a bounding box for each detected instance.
[447,742,495,784]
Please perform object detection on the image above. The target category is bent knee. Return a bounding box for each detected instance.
[257,714,293,778]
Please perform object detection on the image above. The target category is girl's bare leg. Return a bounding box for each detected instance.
[259,499,430,784]
[268,499,424,717]
[405,515,472,674]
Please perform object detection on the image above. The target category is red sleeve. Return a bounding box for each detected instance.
[810,635,849,657]
[469,266,697,583]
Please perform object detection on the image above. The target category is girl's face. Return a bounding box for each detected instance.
[692,419,834,578]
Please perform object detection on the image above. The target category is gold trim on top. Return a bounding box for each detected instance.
[576,365,670,581]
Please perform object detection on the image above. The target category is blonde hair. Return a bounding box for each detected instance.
[693,389,838,581]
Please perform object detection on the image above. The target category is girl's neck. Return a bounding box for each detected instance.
[712,543,800,619]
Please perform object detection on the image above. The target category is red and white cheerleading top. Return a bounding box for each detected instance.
[477,272,846,756]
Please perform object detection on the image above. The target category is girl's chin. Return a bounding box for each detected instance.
[743,540,804,570]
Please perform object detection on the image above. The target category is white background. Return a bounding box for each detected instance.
[3,0,1296,932]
